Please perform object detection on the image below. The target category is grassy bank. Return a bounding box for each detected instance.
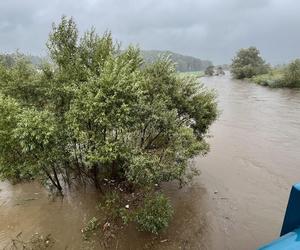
[251,60,300,88]
[251,69,285,88]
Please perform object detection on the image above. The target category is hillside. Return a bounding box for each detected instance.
[141,50,212,72]
[1,51,212,73]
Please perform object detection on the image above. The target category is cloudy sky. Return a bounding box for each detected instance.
[0,0,299,64]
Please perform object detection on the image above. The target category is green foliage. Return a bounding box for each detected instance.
[98,191,122,220]
[98,190,133,225]
[251,60,300,88]
[205,65,214,76]
[135,193,173,234]
[251,68,284,88]
[82,217,100,240]
[0,94,28,181]
[283,59,300,88]
[0,16,217,233]
[0,55,44,106]
[231,47,269,79]
[5,232,55,250]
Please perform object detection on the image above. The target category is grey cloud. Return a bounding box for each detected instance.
[0,0,299,64]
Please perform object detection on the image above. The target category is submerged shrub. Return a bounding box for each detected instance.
[98,191,122,220]
[5,232,55,250]
[0,16,218,234]
[81,217,100,240]
[135,193,173,234]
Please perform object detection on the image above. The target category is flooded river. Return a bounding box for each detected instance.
[1,74,300,249]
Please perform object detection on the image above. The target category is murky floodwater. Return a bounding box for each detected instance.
[1,73,300,249]
[198,74,300,250]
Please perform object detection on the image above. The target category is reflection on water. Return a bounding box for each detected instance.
[1,73,300,249]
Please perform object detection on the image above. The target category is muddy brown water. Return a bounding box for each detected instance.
[1,74,300,249]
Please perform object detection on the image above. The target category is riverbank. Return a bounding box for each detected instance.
[251,60,300,88]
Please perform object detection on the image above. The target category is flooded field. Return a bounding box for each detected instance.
[1,74,300,249]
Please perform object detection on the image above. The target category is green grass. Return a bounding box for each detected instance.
[177,71,204,78]
[251,69,284,88]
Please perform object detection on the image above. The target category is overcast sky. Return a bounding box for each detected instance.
[0,0,299,64]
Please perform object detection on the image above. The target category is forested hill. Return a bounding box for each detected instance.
[141,50,212,72]
[1,51,212,72]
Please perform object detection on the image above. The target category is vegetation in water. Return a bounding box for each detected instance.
[0,16,218,234]
[4,233,55,250]
[81,217,100,240]
[135,193,173,234]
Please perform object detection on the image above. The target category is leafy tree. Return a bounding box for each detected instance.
[205,65,214,76]
[231,47,269,79]
[0,17,218,232]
